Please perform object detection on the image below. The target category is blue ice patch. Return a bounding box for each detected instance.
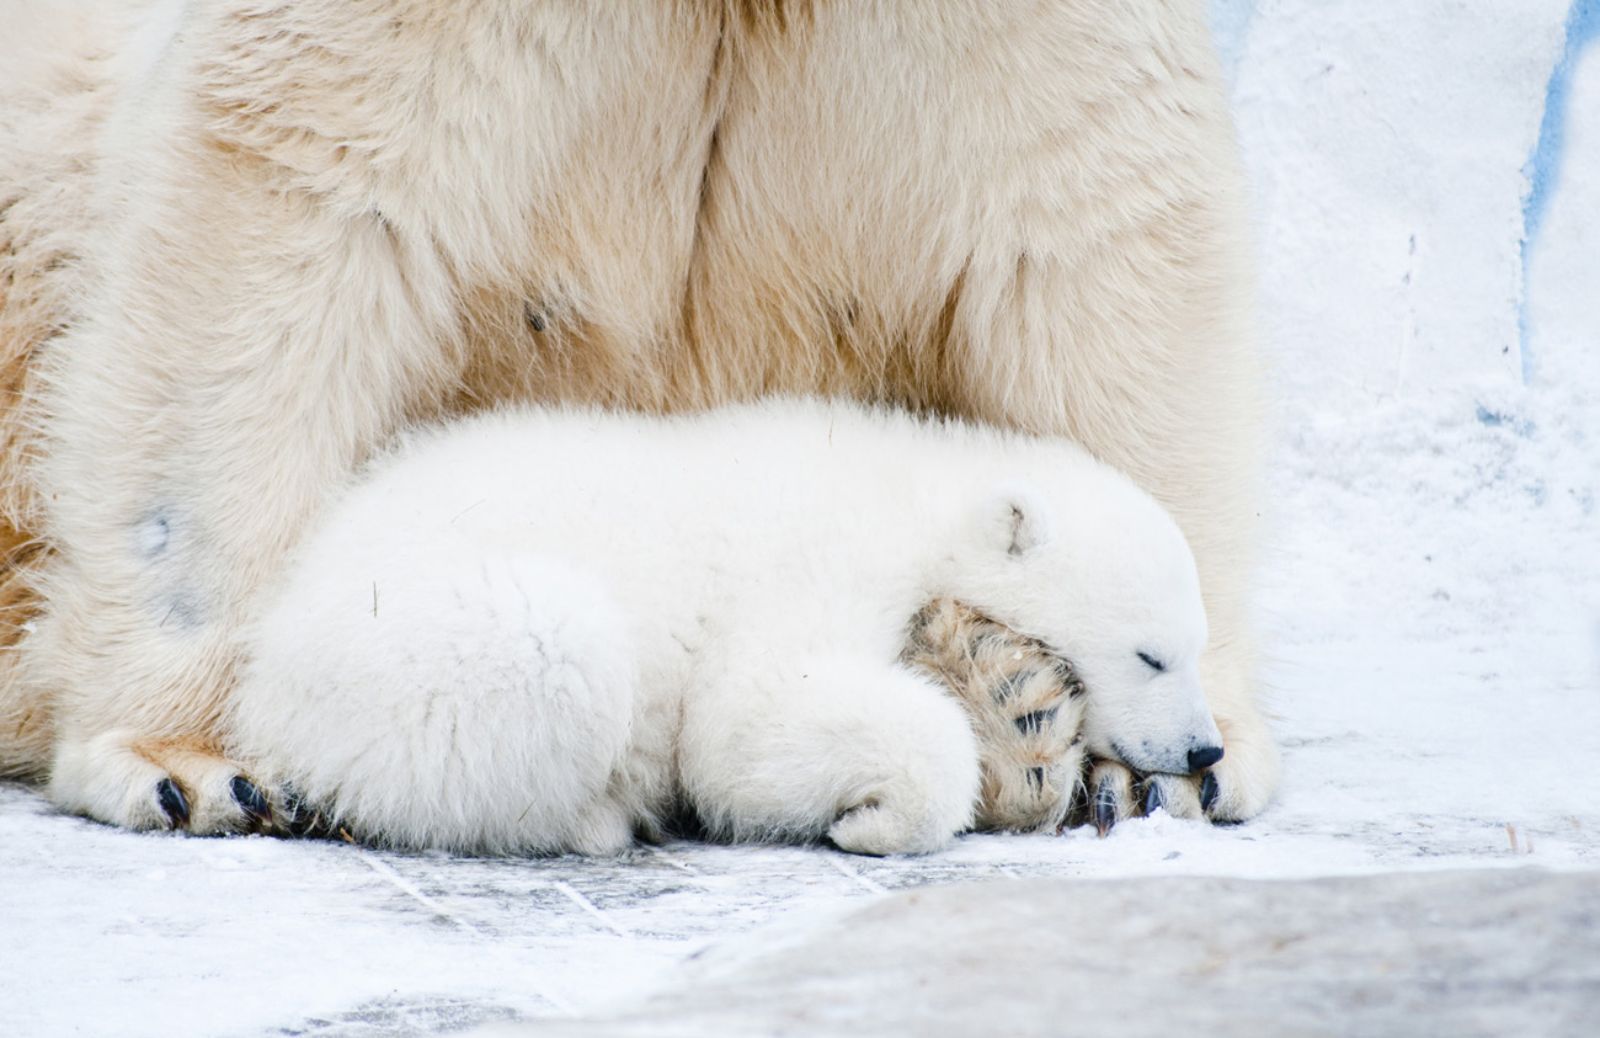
[1210,0,1258,82]
[1518,0,1600,383]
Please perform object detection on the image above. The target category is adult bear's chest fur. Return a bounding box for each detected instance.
[430,2,1085,422]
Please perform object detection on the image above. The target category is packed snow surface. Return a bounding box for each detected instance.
[3,3,1598,1035]
[482,870,1600,1037]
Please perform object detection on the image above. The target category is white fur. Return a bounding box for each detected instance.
[0,1,1277,827]
[228,400,1216,855]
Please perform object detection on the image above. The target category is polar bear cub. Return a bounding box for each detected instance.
[227,399,1220,856]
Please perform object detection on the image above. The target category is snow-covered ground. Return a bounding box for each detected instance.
[483,870,1600,1037]
[3,4,1598,1035]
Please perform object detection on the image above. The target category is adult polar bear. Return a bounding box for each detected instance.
[0,0,1277,832]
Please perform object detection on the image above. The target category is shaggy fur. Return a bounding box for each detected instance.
[0,0,1277,830]
[0,0,127,775]
[226,400,1216,856]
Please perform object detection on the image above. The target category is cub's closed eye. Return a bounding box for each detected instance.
[1137,651,1166,673]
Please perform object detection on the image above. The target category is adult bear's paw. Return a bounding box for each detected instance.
[901,598,1088,834]
[1078,727,1276,834]
[1089,662,1282,831]
[49,732,284,835]
[1082,760,1210,834]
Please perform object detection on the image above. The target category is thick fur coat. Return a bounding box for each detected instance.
[229,400,1217,855]
[0,0,1277,833]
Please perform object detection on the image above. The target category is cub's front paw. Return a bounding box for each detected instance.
[902,598,1088,834]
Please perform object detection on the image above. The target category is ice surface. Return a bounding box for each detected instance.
[3,4,1598,1036]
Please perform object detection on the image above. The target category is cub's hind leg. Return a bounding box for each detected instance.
[229,546,638,856]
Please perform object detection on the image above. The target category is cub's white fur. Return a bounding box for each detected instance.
[228,400,1217,856]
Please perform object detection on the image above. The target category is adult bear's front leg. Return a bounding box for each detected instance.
[922,3,1281,823]
[687,3,1280,821]
[29,85,463,835]
[17,0,725,832]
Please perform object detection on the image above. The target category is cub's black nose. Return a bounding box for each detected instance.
[1187,745,1224,772]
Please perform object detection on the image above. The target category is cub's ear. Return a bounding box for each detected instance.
[983,487,1052,557]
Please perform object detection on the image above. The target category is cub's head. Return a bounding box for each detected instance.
[938,471,1223,777]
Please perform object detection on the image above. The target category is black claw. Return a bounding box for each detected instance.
[279,784,329,839]
[1093,779,1118,837]
[230,776,272,825]
[1200,772,1220,814]
[993,669,1036,704]
[156,778,190,828]
[1143,780,1166,816]
[280,784,311,836]
[1012,707,1058,735]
